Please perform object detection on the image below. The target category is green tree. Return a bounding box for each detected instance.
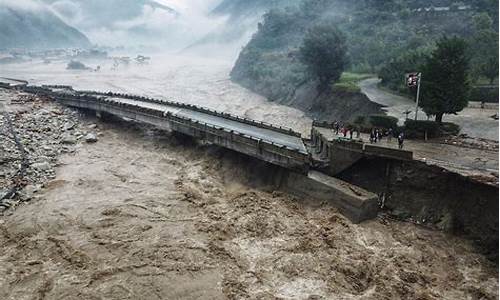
[379,47,430,93]
[470,13,499,84]
[420,36,471,124]
[299,23,348,87]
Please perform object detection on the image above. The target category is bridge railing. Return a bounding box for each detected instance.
[21,84,302,138]
[77,90,302,138]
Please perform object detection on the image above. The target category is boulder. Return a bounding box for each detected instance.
[85,133,98,143]
[32,162,50,171]
[61,133,77,144]
[63,121,75,131]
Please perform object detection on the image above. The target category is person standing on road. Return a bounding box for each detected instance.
[398,133,405,149]
[334,121,340,135]
[388,128,393,142]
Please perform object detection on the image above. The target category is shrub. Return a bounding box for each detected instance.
[369,115,398,129]
[353,115,366,125]
[349,115,398,133]
[469,86,499,103]
[440,122,461,136]
[404,120,441,138]
[404,120,461,138]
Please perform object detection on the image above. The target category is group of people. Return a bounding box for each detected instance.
[332,121,405,149]
[369,128,385,143]
[370,128,405,149]
[333,121,360,140]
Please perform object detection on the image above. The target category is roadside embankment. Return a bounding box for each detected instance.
[340,157,499,262]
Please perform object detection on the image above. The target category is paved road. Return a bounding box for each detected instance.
[109,97,308,153]
[359,78,499,141]
[317,127,498,180]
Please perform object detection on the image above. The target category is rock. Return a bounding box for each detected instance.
[23,184,41,197]
[63,121,75,131]
[85,133,98,143]
[32,162,51,171]
[88,124,97,129]
[391,209,411,220]
[61,133,77,145]
[436,212,454,231]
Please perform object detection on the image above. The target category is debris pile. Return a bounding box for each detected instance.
[443,135,499,151]
[0,93,99,212]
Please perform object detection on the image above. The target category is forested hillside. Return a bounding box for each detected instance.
[230,0,498,121]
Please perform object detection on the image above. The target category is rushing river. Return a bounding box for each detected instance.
[0,54,312,136]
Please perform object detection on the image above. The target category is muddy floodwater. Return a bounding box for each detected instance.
[0,54,312,136]
[0,55,498,299]
[0,117,497,299]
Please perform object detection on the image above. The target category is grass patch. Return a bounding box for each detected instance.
[338,72,374,84]
[332,82,361,93]
[332,72,374,92]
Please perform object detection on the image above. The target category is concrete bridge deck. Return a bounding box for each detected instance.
[109,96,307,153]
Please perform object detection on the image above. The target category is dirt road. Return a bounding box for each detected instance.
[0,99,497,299]
[359,78,499,141]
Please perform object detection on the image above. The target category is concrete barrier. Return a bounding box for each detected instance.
[283,171,379,223]
[364,144,413,160]
[329,140,365,174]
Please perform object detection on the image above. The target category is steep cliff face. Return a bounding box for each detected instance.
[0,5,90,49]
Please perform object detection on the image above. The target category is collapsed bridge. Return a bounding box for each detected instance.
[2,79,417,223]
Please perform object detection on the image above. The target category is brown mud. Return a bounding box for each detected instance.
[0,104,498,299]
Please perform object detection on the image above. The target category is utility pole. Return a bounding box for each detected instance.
[414,73,422,121]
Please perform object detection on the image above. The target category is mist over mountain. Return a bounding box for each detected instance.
[186,0,301,56]
[212,0,301,20]
[40,0,179,48]
[0,1,90,50]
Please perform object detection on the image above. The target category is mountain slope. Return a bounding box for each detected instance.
[230,0,497,122]
[0,4,90,49]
